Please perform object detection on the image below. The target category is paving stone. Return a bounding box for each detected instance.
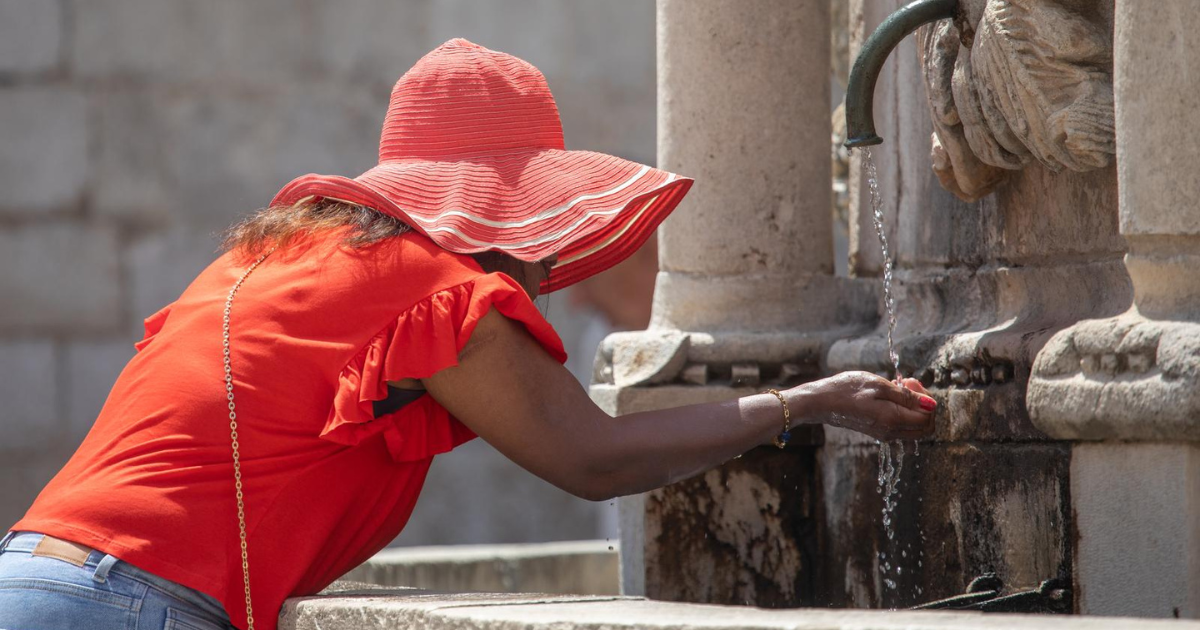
[0,340,60,454]
[71,0,315,85]
[0,223,121,332]
[0,88,88,214]
[0,0,62,75]
[64,338,135,444]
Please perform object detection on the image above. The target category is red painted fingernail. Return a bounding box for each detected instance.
[919,396,937,411]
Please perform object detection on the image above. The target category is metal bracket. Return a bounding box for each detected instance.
[910,573,1072,614]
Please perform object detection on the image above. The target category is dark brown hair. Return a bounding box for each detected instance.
[221,199,537,289]
[221,199,411,259]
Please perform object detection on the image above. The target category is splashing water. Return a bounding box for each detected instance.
[876,441,905,541]
[860,147,914,595]
[876,440,907,592]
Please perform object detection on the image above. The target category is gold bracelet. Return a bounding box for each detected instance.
[764,388,792,449]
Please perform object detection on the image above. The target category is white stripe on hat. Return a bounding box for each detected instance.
[423,174,677,253]
[555,192,662,267]
[406,166,654,229]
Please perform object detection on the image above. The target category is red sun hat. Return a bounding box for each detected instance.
[272,38,693,293]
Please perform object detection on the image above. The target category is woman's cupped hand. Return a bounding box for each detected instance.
[798,371,937,441]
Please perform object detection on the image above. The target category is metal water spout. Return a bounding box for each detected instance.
[844,0,960,148]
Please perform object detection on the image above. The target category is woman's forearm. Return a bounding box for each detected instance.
[574,388,813,500]
[574,372,934,501]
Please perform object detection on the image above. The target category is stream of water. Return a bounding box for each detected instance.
[860,148,910,594]
[862,148,901,381]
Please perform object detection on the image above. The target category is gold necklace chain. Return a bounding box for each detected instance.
[221,247,274,630]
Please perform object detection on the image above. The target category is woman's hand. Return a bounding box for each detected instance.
[794,371,936,441]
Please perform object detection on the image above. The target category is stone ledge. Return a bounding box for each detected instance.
[281,589,1200,630]
[340,541,618,596]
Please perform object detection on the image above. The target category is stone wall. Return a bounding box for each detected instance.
[0,0,655,545]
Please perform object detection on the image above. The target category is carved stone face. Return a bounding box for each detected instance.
[918,0,1116,202]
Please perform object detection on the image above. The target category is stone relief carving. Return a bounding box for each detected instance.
[918,0,1115,202]
[1028,315,1200,441]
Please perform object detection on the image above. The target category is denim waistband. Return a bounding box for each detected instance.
[0,530,229,622]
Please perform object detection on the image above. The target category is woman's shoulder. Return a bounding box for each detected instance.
[186,229,491,321]
[340,229,488,291]
[254,228,487,293]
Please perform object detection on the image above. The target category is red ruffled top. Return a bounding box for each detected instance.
[13,230,566,630]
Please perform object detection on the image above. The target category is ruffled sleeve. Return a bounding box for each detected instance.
[322,273,567,462]
[134,303,174,352]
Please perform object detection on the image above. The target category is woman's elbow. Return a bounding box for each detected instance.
[560,466,622,502]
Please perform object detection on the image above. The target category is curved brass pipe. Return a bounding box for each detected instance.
[844,0,960,148]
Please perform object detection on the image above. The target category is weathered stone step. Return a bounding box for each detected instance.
[282,589,1200,630]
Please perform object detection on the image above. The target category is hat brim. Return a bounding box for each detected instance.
[272,149,692,293]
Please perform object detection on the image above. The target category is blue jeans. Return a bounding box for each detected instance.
[0,531,235,630]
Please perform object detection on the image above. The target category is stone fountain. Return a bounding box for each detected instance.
[593,0,1200,618]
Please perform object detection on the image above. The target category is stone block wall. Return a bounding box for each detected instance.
[0,0,655,545]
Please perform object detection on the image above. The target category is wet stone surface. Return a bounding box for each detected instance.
[817,441,1073,611]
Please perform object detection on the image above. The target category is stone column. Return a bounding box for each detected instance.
[590,0,876,603]
[1028,0,1200,618]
